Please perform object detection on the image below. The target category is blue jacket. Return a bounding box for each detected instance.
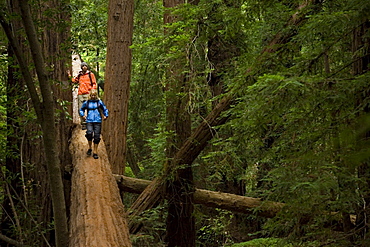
[79,99,109,123]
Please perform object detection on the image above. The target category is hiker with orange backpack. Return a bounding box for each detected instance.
[79,89,108,159]
[68,62,97,129]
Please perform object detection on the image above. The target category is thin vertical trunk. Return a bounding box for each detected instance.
[163,0,194,246]
[40,0,73,219]
[353,20,370,240]
[205,0,244,197]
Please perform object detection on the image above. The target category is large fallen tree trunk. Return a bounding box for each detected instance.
[118,175,357,228]
[69,127,131,246]
[116,175,283,218]
[128,0,321,233]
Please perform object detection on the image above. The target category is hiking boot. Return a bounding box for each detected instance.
[93,153,99,159]
[87,149,92,156]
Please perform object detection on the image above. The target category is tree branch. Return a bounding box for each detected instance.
[0,233,29,247]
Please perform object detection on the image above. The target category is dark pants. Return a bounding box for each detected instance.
[85,122,102,144]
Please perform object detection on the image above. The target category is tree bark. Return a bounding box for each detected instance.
[128,177,164,233]
[126,146,141,176]
[116,175,284,218]
[69,128,132,246]
[103,0,134,175]
[2,1,72,245]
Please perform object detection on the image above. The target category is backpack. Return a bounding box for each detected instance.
[77,71,94,87]
[86,100,104,118]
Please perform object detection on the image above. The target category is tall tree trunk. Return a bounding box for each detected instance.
[207,1,242,104]
[103,0,134,175]
[162,0,195,246]
[39,0,73,220]
[205,0,246,200]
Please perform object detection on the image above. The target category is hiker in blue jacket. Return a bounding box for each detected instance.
[79,89,109,159]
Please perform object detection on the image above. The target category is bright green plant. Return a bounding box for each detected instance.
[228,238,293,247]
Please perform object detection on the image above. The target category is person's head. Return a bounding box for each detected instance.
[81,62,88,71]
[89,89,98,100]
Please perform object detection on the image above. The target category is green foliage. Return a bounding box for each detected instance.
[3,0,370,245]
[186,0,370,245]
[228,237,293,247]
[229,238,351,247]
[41,0,370,245]
[127,0,166,175]
[139,123,169,179]
[129,205,166,246]
[70,0,107,73]
[196,209,234,246]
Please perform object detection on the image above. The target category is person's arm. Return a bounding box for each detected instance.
[99,100,109,120]
[90,72,97,89]
[79,101,87,118]
[67,70,79,84]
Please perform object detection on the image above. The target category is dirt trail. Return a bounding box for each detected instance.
[68,127,131,247]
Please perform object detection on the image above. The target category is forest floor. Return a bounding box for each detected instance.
[68,126,131,246]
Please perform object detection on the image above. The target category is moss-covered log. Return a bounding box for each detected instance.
[115,175,283,218]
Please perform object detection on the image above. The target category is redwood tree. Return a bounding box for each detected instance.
[103,0,134,175]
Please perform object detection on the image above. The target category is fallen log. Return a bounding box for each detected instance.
[69,128,131,246]
[117,175,358,232]
[115,175,284,218]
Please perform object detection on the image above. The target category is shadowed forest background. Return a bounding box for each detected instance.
[1,0,370,246]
